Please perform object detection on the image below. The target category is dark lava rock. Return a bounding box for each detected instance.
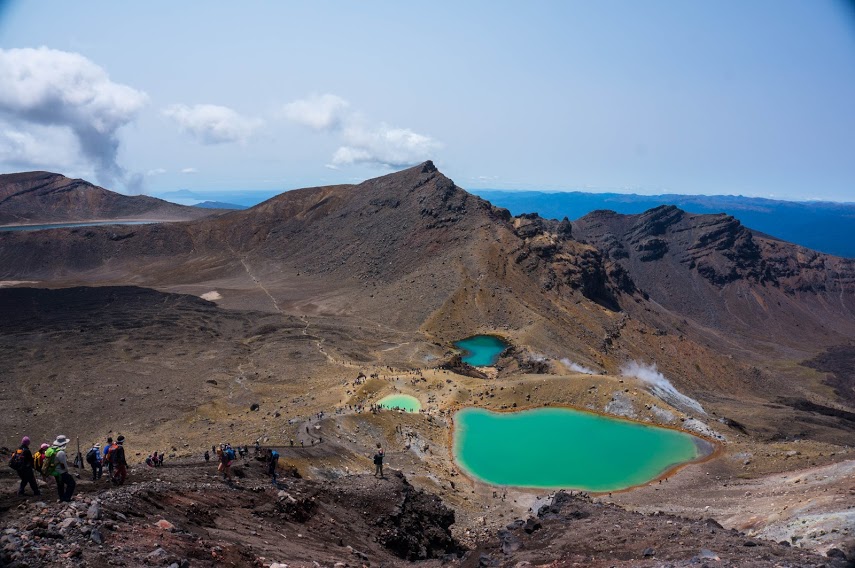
[523,517,542,534]
[643,547,655,557]
[250,403,260,411]
[377,475,459,561]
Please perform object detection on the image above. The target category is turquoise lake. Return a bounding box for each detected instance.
[378,394,421,412]
[453,407,709,491]
[454,335,508,366]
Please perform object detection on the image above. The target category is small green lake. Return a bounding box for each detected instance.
[378,394,421,412]
[453,407,710,491]
[454,335,508,366]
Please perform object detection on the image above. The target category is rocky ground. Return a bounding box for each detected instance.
[3,454,852,568]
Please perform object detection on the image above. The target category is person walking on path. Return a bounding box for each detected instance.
[86,444,102,480]
[110,436,128,485]
[373,443,385,478]
[266,449,279,484]
[12,437,40,496]
[102,437,114,480]
[49,435,75,502]
[217,445,233,482]
[32,443,48,478]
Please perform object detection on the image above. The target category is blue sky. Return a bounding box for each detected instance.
[0,1,853,201]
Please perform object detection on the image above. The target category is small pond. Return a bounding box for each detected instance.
[378,394,421,412]
[453,407,711,491]
[454,335,508,366]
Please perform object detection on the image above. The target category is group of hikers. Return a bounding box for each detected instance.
[9,434,128,502]
[10,434,128,502]
[203,443,281,484]
[11,429,387,502]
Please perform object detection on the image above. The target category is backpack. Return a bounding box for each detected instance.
[86,448,98,464]
[41,447,58,476]
[225,447,236,461]
[9,449,24,471]
[271,450,279,460]
[112,445,125,466]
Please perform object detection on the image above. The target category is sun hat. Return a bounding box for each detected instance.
[94,443,101,449]
[21,436,30,446]
[53,435,70,447]
[40,443,49,451]
[117,435,125,445]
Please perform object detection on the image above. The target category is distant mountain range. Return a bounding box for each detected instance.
[0,171,226,225]
[472,190,855,259]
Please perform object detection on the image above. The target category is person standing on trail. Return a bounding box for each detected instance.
[11,436,40,496]
[86,443,102,480]
[48,435,75,502]
[109,436,128,485]
[204,450,210,463]
[102,437,114,480]
[373,443,385,478]
[218,445,234,481]
[32,443,48,479]
[266,449,279,484]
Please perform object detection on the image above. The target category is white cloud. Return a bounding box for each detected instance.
[332,123,440,168]
[146,168,166,176]
[282,93,440,168]
[281,94,349,131]
[0,46,148,186]
[163,104,261,145]
[0,121,81,171]
[181,167,197,174]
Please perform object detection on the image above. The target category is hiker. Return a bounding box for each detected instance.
[86,443,102,480]
[204,450,210,462]
[254,440,260,455]
[266,449,279,483]
[46,435,75,502]
[217,445,234,481]
[102,437,114,479]
[157,452,164,466]
[373,443,385,478]
[32,443,49,478]
[145,455,154,467]
[108,436,128,485]
[10,436,40,496]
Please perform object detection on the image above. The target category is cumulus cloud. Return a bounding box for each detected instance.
[332,123,440,168]
[180,167,197,174]
[0,46,148,187]
[282,93,440,168]
[0,122,80,170]
[146,168,166,176]
[281,94,349,132]
[163,104,261,145]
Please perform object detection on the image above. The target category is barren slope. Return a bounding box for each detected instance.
[0,171,224,225]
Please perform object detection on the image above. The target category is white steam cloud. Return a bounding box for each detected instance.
[560,358,596,375]
[282,93,440,168]
[163,104,261,145]
[620,361,705,415]
[0,47,148,188]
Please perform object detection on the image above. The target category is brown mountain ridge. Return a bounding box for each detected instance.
[0,170,225,225]
[2,162,854,562]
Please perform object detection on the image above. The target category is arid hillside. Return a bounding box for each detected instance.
[0,171,224,225]
[2,163,855,563]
